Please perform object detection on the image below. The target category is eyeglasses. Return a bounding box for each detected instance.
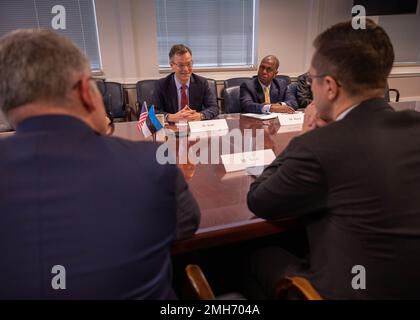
[259,65,276,73]
[171,61,193,69]
[72,76,96,90]
[306,72,341,87]
[306,72,327,86]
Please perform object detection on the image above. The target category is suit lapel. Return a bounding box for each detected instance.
[189,74,198,109]
[168,74,179,113]
[254,79,264,103]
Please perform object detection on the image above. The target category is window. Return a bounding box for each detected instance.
[0,0,102,71]
[155,0,258,69]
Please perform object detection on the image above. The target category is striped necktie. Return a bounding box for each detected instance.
[181,84,188,110]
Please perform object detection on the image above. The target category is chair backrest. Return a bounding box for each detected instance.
[104,82,126,119]
[384,83,400,102]
[206,78,218,101]
[277,276,323,300]
[136,80,157,110]
[223,86,241,113]
[185,264,216,300]
[224,77,252,89]
[95,79,106,97]
[276,75,291,85]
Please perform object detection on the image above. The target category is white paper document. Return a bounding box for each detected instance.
[189,119,229,133]
[221,149,276,173]
[242,113,279,120]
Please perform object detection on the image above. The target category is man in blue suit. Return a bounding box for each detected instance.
[0,29,200,299]
[240,55,298,113]
[154,44,219,122]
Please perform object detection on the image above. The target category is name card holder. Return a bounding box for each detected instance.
[189,119,229,133]
[221,149,276,173]
[278,113,304,126]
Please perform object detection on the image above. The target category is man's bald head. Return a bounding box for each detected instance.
[258,55,280,86]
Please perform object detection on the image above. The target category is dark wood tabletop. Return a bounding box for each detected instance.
[113,114,303,254]
[2,101,419,254]
[113,101,420,254]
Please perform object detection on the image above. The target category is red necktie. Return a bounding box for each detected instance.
[181,84,188,110]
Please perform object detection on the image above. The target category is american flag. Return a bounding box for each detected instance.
[137,101,148,132]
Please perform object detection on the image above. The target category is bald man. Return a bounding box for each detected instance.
[240,55,298,114]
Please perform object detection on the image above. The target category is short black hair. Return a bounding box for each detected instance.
[312,19,394,95]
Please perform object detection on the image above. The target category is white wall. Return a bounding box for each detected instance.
[95,0,420,101]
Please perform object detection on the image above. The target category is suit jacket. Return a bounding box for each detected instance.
[0,115,200,299]
[296,73,313,108]
[154,73,219,120]
[240,77,298,113]
[247,98,420,299]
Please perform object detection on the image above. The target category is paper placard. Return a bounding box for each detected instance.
[189,119,229,133]
[278,113,304,126]
[277,124,303,134]
[221,149,276,173]
[189,129,229,140]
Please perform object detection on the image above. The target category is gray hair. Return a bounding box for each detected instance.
[0,29,90,114]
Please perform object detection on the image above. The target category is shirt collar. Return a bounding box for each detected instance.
[174,74,190,90]
[258,79,271,90]
[336,104,359,121]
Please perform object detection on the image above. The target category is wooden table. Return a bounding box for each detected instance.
[113,114,302,254]
[113,102,420,254]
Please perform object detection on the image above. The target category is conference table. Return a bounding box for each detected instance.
[113,100,420,255]
[113,113,302,255]
[1,101,419,255]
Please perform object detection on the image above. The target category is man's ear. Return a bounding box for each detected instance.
[78,77,96,113]
[325,76,339,101]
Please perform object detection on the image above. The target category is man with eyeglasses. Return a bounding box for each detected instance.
[246,19,420,299]
[240,55,298,114]
[154,44,219,122]
[0,29,200,299]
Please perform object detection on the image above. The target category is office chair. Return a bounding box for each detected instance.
[277,276,323,300]
[95,79,106,97]
[135,79,157,118]
[384,83,400,102]
[206,78,218,100]
[206,78,223,111]
[185,264,246,300]
[275,75,291,85]
[223,86,241,113]
[224,77,252,89]
[104,82,135,122]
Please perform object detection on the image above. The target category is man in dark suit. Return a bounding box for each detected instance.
[240,55,298,114]
[154,44,219,122]
[296,72,313,108]
[246,19,420,299]
[0,29,200,299]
